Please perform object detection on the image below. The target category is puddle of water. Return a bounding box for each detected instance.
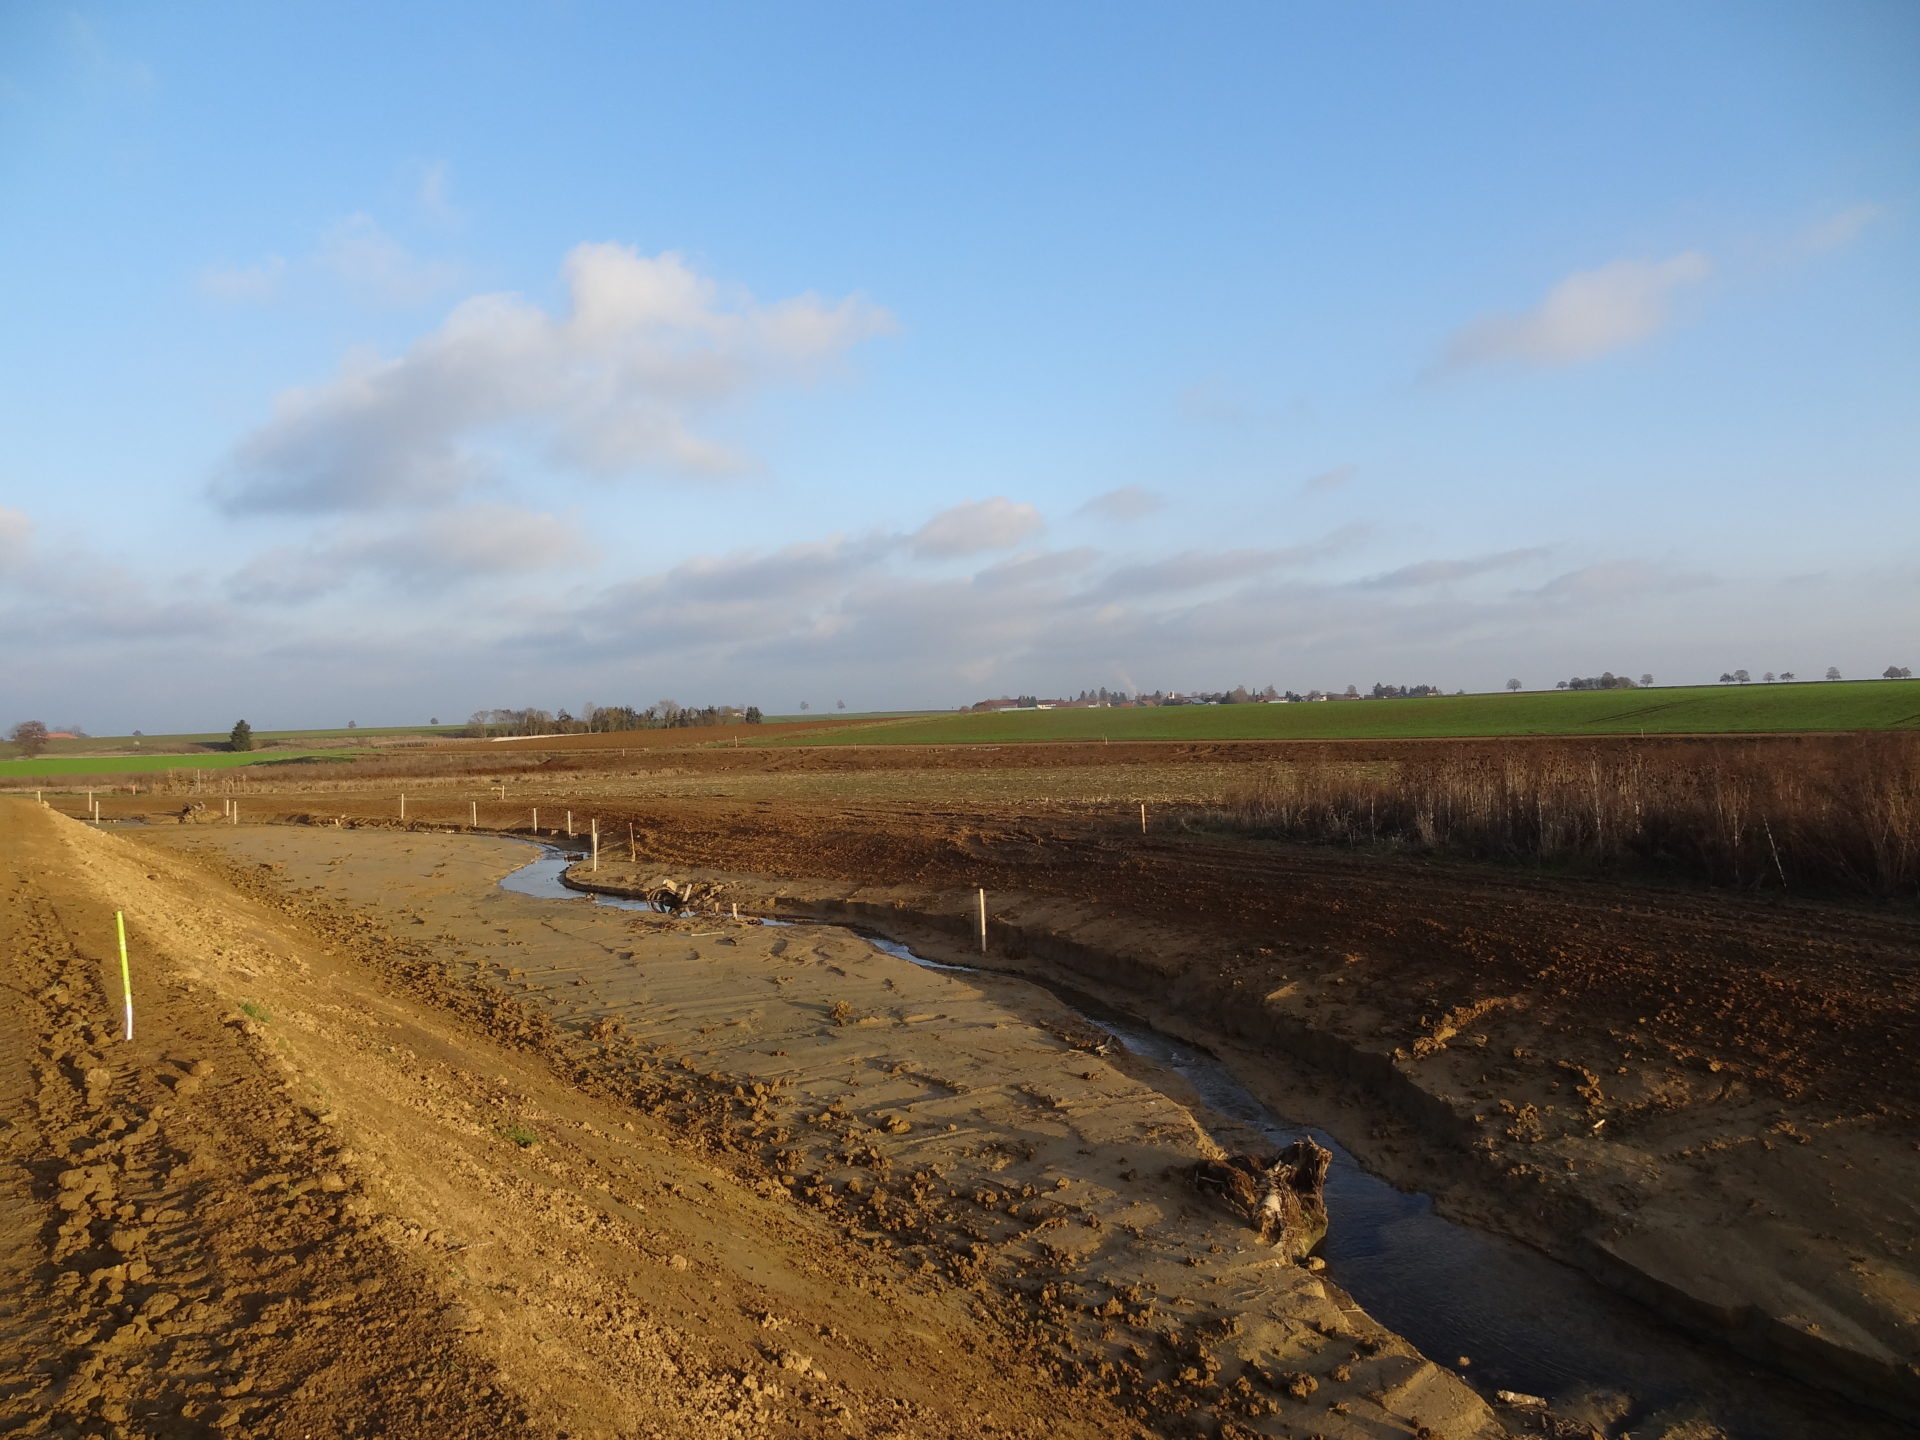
[495,843,1875,1439]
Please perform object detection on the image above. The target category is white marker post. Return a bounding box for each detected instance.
[532,807,539,834]
[977,887,988,953]
[470,800,478,828]
[116,911,133,1041]
[628,823,635,862]
[400,793,407,821]
[1140,802,1147,835]
[565,810,573,837]
[590,819,599,871]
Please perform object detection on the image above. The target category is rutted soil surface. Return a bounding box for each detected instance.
[0,801,1165,1440]
[8,801,1544,1440]
[532,800,1920,1417]
[30,771,1920,1436]
[563,800,1920,1419]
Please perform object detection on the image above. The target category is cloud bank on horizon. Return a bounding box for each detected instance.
[1,4,1913,730]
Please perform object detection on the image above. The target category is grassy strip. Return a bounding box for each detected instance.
[772,682,1920,745]
[24,724,467,757]
[0,751,342,778]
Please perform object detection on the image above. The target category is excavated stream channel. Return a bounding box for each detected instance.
[500,844,1873,1440]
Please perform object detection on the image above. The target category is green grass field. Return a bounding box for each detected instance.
[0,751,344,779]
[770,681,1920,745]
[24,724,466,758]
[759,710,948,724]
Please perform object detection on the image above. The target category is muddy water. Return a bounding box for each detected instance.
[501,846,1874,1440]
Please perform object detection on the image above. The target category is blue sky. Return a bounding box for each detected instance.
[2,1,1914,730]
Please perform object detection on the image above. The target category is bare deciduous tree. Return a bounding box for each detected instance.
[8,720,50,758]
[1505,678,1521,692]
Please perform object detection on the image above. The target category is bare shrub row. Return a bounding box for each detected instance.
[1207,733,1920,897]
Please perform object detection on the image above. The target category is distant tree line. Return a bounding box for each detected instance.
[465,702,762,738]
[969,685,1300,711]
[1714,668,1913,683]
[1557,673,1640,691]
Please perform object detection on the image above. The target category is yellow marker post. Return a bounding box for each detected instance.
[115,911,133,1041]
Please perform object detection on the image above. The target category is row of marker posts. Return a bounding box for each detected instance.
[82,794,1152,1049]
[72,790,1147,1019]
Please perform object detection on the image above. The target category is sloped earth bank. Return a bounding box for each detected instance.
[2,803,1165,1440]
[502,797,1919,1434]
[6,805,1501,1440]
[124,789,1920,1435]
[100,819,1909,1440]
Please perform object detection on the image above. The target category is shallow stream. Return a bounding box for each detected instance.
[499,843,1870,1439]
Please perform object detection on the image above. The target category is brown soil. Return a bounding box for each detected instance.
[30,734,1920,1434]
[3,801,1503,1440]
[0,802,1153,1439]
[546,798,1920,1417]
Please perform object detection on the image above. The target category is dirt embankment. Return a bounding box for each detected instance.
[128,823,1511,1440]
[27,779,1920,1432]
[532,800,1920,1425]
[1,800,1175,1440]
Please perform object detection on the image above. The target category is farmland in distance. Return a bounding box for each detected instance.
[773,680,1920,745]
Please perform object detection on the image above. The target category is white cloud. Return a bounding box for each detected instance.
[1177,378,1254,425]
[1300,464,1356,494]
[1526,559,1711,601]
[1076,486,1163,521]
[1361,547,1550,589]
[200,256,288,303]
[419,161,458,223]
[972,548,1099,589]
[909,498,1044,557]
[213,245,894,514]
[1440,252,1712,371]
[1100,548,1291,597]
[198,215,454,309]
[319,214,461,308]
[0,506,32,570]
[1800,203,1882,255]
[228,504,591,603]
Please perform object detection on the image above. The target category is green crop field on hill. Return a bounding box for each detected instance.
[0,751,347,779]
[22,724,465,758]
[772,681,1920,745]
